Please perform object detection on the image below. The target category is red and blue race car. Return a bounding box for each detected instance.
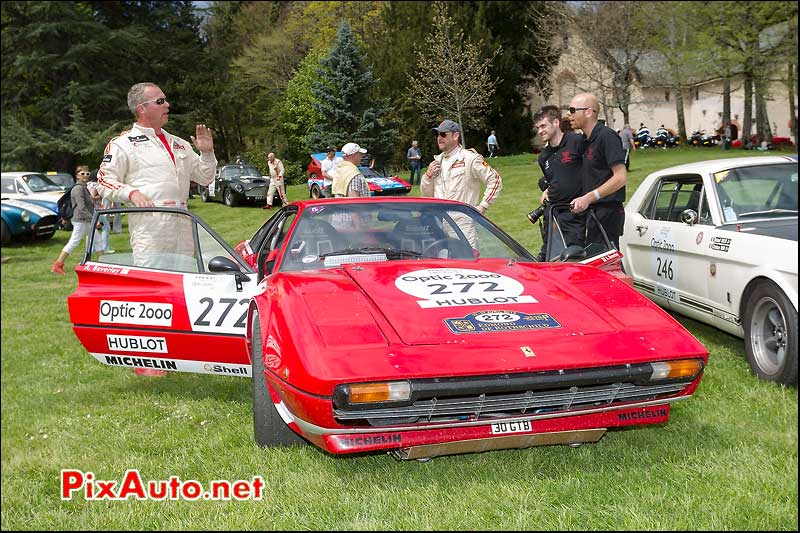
[306,152,411,198]
[68,198,707,459]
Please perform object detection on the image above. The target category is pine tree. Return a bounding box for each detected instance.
[307,21,397,164]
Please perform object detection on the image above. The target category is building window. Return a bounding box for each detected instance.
[665,90,670,102]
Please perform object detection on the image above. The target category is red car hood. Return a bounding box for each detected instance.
[273,259,706,392]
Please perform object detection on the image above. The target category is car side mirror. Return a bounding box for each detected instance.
[559,244,587,262]
[681,209,698,226]
[209,255,250,291]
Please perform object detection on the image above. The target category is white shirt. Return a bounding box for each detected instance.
[320,156,342,187]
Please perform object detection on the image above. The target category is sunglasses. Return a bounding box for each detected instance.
[568,106,591,114]
[437,131,451,138]
[77,171,91,176]
[140,97,168,106]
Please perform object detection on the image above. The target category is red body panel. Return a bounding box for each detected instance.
[257,259,707,397]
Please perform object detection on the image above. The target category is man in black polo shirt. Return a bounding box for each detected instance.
[530,105,584,260]
[567,93,628,250]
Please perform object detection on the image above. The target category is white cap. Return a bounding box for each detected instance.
[341,142,367,156]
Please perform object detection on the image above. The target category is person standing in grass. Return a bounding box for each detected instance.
[51,165,94,275]
[96,81,217,376]
[567,93,627,250]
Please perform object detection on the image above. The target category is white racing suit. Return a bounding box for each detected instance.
[97,123,217,268]
[420,146,502,247]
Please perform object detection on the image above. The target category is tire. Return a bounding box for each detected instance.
[310,184,321,199]
[200,187,210,202]
[223,188,238,207]
[1,220,10,245]
[743,280,798,386]
[251,311,306,447]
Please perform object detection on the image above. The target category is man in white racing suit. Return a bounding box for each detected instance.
[97,82,217,270]
[421,119,502,248]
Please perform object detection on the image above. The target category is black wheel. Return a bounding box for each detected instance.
[743,280,797,386]
[1,220,10,245]
[251,311,306,447]
[310,182,321,199]
[200,187,210,202]
[223,188,238,207]
[421,237,474,259]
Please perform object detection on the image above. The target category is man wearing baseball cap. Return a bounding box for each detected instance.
[331,142,370,197]
[421,119,503,245]
[320,146,341,198]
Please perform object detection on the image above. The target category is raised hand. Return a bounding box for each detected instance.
[191,124,214,154]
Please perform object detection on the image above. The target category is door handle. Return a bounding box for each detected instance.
[635,225,648,236]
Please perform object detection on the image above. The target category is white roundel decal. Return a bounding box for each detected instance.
[395,268,537,309]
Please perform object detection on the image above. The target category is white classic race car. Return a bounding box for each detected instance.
[620,156,798,386]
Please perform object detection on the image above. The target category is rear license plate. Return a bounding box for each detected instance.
[490,420,532,435]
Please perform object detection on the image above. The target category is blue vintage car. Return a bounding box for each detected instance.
[1,198,59,245]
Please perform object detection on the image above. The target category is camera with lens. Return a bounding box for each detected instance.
[527,203,547,224]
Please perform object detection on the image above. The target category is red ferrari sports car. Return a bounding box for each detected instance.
[68,198,707,459]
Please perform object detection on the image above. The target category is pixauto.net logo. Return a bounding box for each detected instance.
[61,469,265,501]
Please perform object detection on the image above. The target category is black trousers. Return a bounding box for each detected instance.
[587,202,625,250]
[538,206,586,261]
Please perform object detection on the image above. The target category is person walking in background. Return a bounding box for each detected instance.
[51,165,95,274]
[567,93,628,250]
[619,124,636,170]
[86,170,111,257]
[263,152,287,209]
[422,119,502,247]
[96,81,217,377]
[332,142,371,197]
[486,130,499,158]
[531,106,585,261]
[320,146,341,198]
[407,140,422,185]
[722,121,733,151]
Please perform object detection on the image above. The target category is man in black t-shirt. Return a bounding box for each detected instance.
[532,105,585,260]
[567,93,628,250]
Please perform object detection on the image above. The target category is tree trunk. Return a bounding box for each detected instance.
[742,74,753,148]
[755,78,772,143]
[722,78,731,126]
[675,86,687,141]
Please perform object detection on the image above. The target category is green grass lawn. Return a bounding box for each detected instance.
[1,146,797,530]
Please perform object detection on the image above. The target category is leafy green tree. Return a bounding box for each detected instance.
[406,2,501,148]
[308,21,397,164]
[1,0,207,171]
[275,49,325,183]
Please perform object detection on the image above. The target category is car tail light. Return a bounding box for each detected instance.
[348,381,411,403]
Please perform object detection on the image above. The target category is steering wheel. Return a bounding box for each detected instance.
[421,237,473,259]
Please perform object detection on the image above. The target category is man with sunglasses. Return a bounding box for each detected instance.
[96,82,217,375]
[566,93,627,250]
[421,119,502,247]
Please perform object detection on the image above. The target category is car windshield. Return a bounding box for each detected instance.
[713,163,798,222]
[222,166,261,179]
[46,173,73,187]
[359,167,380,178]
[21,173,62,192]
[280,201,534,272]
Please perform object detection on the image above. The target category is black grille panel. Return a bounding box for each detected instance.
[334,381,688,425]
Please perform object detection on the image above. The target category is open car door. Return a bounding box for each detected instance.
[543,204,630,282]
[67,207,261,377]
